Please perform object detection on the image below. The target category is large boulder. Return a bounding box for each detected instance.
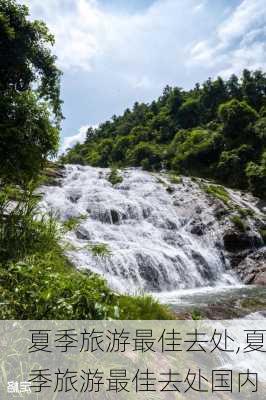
[223,230,262,252]
[253,272,266,285]
[235,248,266,285]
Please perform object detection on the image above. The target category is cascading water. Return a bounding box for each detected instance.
[40,164,239,294]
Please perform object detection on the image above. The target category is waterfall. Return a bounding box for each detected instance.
[40,165,239,294]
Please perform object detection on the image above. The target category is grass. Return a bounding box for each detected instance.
[87,243,112,258]
[0,248,173,319]
[0,189,173,320]
[63,214,87,231]
[230,215,246,232]
[203,184,231,206]
[108,167,123,185]
[235,206,254,218]
[169,174,182,185]
[191,309,202,320]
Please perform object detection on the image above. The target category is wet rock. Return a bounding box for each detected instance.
[253,272,266,285]
[244,273,256,284]
[142,207,152,219]
[192,251,215,280]
[195,206,202,214]
[223,230,262,252]
[110,209,120,224]
[166,219,177,230]
[201,304,246,320]
[136,254,160,290]
[69,193,81,203]
[213,204,228,219]
[91,208,122,224]
[76,226,90,240]
[235,248,266,284]
[166,186,175,194]
[190,223,205,236]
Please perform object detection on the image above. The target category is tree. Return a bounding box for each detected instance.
[226,74,241,100]
[245,152,266,199]
[0,0,62,184]
[178,98,201,128]
[218,99,258,138]
[127,142,162,170]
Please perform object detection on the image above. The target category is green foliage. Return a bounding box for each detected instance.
[171,129,222,174]
[0,0,62,120]
[0,190,172,320]
[0,251,173,320]
[169,174,182,184]
[191,309,202,320]
[87,243,112,258]
[216,145,254,187]
[61,70,266,200]
[218,99,258,139]
[0,91,59,184]
[203,184,230,205]
[0,184,58,263]
[245,152,266,198]
[108,167,123,185]
[116,295,174,320]
[235,207,254,218]
[0,0,62,185]
[178,98,201,128]
[127,142,162,170]
[63,215,87,231]
[230,215,246,232]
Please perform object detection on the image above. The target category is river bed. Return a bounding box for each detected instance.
[156,285,266,319]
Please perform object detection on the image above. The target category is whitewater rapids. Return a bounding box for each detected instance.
[40,165,240,294]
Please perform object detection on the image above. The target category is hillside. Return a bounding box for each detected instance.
[40,164,266,319]
[61,70,266,200]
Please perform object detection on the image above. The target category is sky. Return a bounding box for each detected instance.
[21,0,266,152]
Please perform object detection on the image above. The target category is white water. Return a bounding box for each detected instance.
[40,165,241,294]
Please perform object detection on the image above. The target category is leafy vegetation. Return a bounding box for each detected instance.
[230,215,246,232]
[0,0,173,320]
[107,167,123,185]
[63,215,87,231]
[203,184,230,206]
[169,174,182,185]
[61,70,266,199]
[0,191,172,319]
[87,243,112,258]
[0,0,62,185]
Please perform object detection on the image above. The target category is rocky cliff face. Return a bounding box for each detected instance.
[40,165,266,293]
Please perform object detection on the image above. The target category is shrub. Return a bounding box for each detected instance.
[245,153,266,199]
[216,145,253,187]
[63,215,87,231]
[0,185,59,263]
[218,99,258,138]
[87,243,112,258]
[107,167,123,185]
[171,129,222,174]
[178,98,201,128]
[127,142,162,170]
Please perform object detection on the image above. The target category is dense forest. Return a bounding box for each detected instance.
[62,70,266,199]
